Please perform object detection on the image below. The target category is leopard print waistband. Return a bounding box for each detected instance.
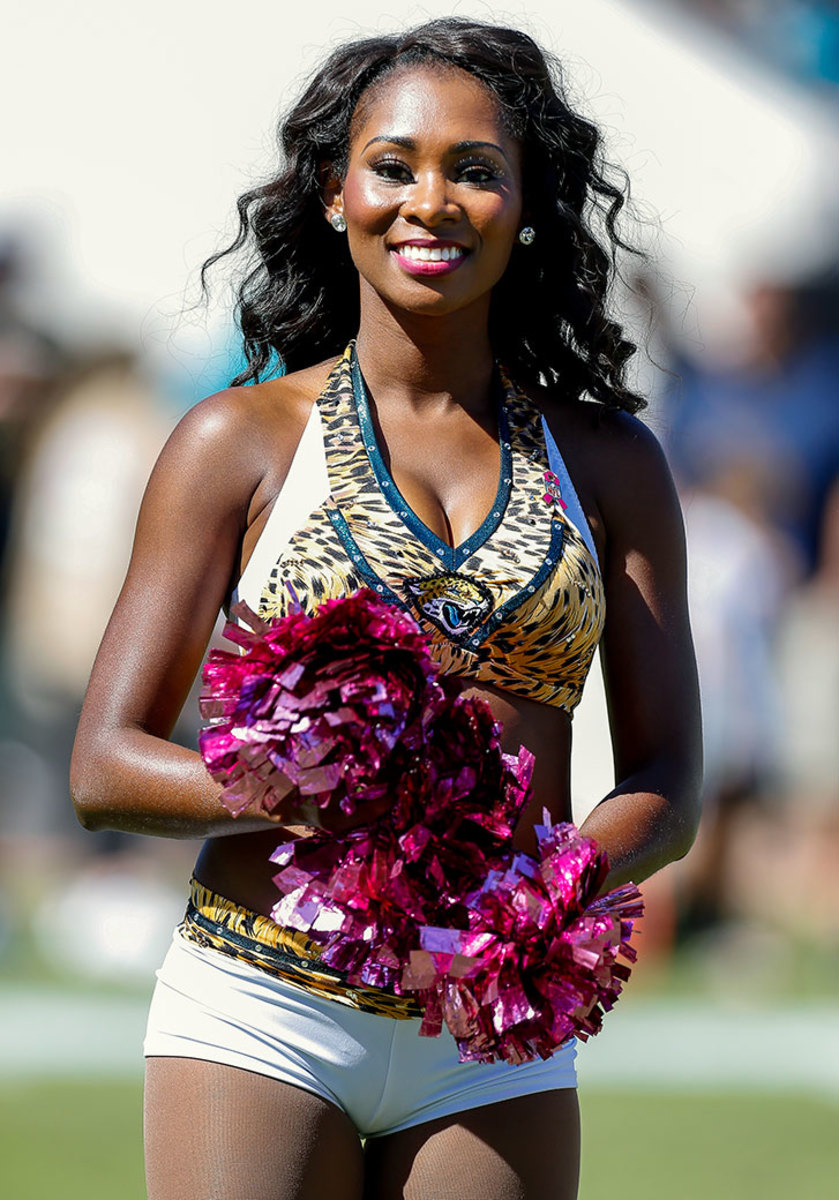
[179,878,422,1021]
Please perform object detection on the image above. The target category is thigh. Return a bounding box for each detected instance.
[363,1088,580,1200]
[145,1056,364,1200]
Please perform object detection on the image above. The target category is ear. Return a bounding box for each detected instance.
[320,162,344,224]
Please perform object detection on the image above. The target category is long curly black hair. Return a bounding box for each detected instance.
[203,17,649,413]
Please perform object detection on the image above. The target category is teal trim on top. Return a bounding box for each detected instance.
[350,347,512,573]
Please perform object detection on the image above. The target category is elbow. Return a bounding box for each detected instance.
[671,775,704,863]
[72,796,107,833]
[663,728,704,864]
[644,753,704,869]
[671,817,699,865]
[70,773,107,833]
[69,745,113,833]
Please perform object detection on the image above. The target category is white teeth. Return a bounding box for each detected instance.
[397,244,463,262]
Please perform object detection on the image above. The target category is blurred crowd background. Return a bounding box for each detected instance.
[1,0,837,1001]
[2,8,838,1195]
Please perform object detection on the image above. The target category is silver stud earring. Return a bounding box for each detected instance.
[330,212,347,233]
[518,226,536,245]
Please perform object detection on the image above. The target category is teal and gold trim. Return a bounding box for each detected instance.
[256,345,605,714]
[350,345,513,573]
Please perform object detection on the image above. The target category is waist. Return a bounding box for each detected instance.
[180,877,422,1021]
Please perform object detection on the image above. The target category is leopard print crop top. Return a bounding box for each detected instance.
[231,344,605,714]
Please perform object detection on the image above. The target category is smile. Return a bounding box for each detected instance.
[391,243,468,276]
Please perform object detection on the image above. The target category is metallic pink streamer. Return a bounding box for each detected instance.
[199,591,643,1064]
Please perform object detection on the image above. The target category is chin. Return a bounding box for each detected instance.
[400,293,470,316]
[390,278,485,318]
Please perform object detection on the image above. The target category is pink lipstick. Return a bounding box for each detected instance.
[390,240,468,277]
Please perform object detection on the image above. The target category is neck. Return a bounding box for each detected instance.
[354,286,495,415]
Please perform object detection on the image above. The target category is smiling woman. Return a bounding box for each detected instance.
[329,67,523,316]
[201,20,647,410]
[70,16,702,1200]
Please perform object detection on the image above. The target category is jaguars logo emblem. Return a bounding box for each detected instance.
[404,573,493,642]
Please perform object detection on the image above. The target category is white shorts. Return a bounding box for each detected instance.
[144,929,577,1139]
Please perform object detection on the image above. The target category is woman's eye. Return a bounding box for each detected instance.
[371,159,413,182]
[457,161,502,185]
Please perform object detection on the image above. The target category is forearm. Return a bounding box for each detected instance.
[578,765,702,895]
[70,727,296,839]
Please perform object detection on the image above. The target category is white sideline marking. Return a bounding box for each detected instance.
[1,988,838,1098]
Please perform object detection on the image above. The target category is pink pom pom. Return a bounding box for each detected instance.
[200,589,642,1062]
[401,812,643,1064]
[266,690,536,995]
[199,591,445,818]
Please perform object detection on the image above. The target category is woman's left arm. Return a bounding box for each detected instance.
[578,413,703,893]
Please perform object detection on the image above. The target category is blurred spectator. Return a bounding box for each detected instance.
[0,349,172,839]
[664,279,839,575]
[705,481,839,945]
[766,479,839,940]
[775,476,839,816]
[675,474,796,934]
[635,262,839,941]
[0,234,65,599]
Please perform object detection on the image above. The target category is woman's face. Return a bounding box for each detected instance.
[332,65,524,318]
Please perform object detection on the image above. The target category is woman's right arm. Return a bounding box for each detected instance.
[70,389,297,839]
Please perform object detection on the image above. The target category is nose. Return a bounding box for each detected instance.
[403,169,460,226]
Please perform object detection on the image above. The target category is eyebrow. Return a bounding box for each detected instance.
[361,135,511,162]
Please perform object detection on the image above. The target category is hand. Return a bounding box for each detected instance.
[266,787,394,835]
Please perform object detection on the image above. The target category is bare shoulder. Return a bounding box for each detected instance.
[582,408,679,539]
[171,358,337,461]
[526,384,675,523]
[154,357,339,515]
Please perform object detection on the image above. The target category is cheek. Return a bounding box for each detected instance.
[476,194,522,251]
[342,174,396,229]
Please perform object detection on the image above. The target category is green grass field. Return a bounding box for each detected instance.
[1,1079,836,1199]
